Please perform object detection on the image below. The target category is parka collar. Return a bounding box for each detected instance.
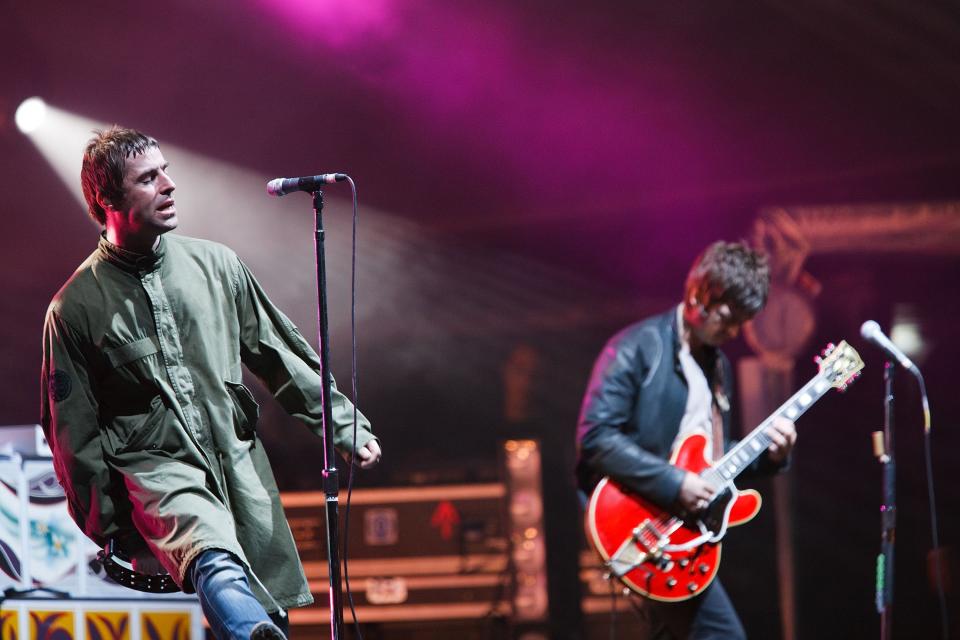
[98,233,166,273]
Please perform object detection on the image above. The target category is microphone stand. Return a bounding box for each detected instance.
[876,360,896,640]
[312,189,345,640]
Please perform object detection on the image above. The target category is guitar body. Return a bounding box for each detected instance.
[586,433,761,602]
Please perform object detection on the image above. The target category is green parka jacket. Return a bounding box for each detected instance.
[40,233,375,611]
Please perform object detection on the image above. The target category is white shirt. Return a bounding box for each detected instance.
[671,304,716,459]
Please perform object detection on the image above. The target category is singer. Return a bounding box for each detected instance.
[576,241,796,639]
[40,126,382,639]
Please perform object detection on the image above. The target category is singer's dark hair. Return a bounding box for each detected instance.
[81,126,159,225]
[684,241,770,316]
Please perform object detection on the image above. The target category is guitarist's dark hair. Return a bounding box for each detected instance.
[685,241,770,316]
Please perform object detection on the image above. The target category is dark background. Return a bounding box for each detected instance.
[2,1,958,638]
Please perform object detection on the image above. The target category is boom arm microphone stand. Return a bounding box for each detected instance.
[861,319,949,640]
[312,188,345,640]
[267,173,354,639]
[874,360,896,640]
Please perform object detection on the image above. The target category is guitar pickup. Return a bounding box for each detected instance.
[606,520,669,577]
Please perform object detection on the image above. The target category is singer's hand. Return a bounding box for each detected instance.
[355,439,382,469]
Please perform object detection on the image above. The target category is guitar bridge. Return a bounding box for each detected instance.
[607,519,669,577]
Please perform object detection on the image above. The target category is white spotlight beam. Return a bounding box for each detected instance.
[21,103,103,209]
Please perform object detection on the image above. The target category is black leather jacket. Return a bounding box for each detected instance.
[576,308,738,508]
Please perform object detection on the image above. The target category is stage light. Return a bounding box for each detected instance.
[15,97,47,134]
[890,304,927,361]
[503,440,548,622]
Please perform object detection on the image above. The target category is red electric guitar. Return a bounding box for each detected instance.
[586,341,864,602]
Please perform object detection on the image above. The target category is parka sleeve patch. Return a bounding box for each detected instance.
[50,369,73,402]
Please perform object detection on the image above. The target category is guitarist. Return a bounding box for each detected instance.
[576,241,796,639]
[40,127,382,639]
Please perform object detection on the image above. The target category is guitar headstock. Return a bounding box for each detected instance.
[815,341,865,391]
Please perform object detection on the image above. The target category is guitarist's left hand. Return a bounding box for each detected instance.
[764,417,797,464]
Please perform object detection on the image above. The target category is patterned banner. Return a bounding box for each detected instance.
[141,611,191,640]
[0,610,18,640]
[85,611,130,640]
[30,610,74,640]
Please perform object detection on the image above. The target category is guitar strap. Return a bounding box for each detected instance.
[710,356,727,462]
[710,401,724,462]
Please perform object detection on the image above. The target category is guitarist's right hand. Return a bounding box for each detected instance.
[678,472,716,513]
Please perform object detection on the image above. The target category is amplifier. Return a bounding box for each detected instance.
[281,440,548,635]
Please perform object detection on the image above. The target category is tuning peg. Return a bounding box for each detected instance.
[822,343,836,356]
[814,355,823,365]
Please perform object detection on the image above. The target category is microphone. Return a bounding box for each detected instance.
[860,320,920,376]
[266,173,347,197]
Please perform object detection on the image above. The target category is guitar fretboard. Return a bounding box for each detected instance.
[701,372,833,488]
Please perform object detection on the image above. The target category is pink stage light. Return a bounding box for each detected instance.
[254,0,397,48]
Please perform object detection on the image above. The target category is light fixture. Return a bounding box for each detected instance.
[15,97,47,134]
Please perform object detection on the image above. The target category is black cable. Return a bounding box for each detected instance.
[342,177,364,640]
[2,587,70,599]
[917,374,949,640]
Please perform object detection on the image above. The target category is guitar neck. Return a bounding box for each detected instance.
[703,371,833,487]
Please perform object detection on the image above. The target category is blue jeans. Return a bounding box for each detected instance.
[189,548,287,639]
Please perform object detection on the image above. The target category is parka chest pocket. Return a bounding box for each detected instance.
[105,336,161,369]
[225,381,260,441]
[103,336,162,389]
